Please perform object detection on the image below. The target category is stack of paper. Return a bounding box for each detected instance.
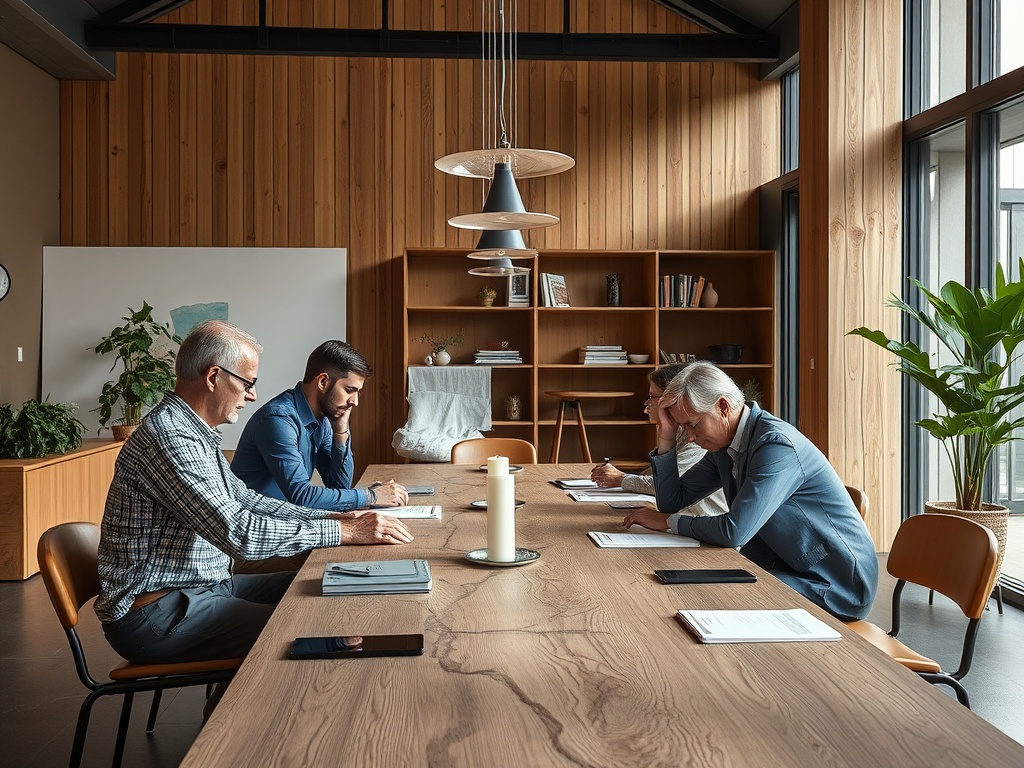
[474,349,523,365]
[322,559,432,596]
[550,478,599,490]
[675,609,842,644]
[568,488,654,503]
[380,505,442,520]
[588,526,699,548]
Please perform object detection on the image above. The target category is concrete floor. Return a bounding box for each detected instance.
[2,555,1022,768]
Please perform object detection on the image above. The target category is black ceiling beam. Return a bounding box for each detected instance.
[93,0,194,26]
[83,23,778,63]
[651,0,763,36]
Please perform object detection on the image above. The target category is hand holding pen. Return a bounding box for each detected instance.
[366,479,409,507]
[590,456,626,488]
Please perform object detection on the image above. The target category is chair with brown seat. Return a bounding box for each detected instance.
[450,437,538,465]
[846,513,998,708]
[845,485,869,520]
[37,523,242,768]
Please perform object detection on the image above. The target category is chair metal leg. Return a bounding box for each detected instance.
[111,691,134,768]
[69,689,105,768]
[928,589,934,605]
[146,689,162,732]
[918,672,971,708]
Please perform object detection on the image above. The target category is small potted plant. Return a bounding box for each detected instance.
[92,302,181,440]
[0,398,84,459]
[416,329,467,366]
[477,285,498,307]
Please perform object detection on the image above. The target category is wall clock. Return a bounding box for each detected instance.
[0,263,10,302]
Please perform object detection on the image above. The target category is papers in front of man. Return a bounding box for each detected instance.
[322,559,432,596]
[379,505,441,519]
[675,608,842,644]
[569,489,655,503]
[588,525,700,548]
[550,478,599,490]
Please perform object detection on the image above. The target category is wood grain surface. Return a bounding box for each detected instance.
[180,463,1024,768]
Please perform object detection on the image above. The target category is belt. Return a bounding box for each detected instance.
[131,588,173,611]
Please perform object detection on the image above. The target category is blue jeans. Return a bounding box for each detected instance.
[102,572,295,664]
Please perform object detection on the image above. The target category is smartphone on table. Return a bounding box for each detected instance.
[289,634,424,659]
[655,569,756,584]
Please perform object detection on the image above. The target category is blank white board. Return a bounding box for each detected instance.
[42,247,346,448]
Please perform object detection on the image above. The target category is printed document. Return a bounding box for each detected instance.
[675,609,842,643]
[588,525,699,548]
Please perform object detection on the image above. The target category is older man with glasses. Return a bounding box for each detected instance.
[94,320,413,666]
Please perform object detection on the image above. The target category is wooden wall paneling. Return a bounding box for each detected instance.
[313,56,336,247]
[86,79,106,245]
[253,56,273,247]
[431,58,447,248]
[405,60,424,247]
[711,63,726,248]
[333,58,350,249]
[152,53,170,245]
[59,82,73,245]
[211,53,229,247]
[605,61,623,248]
[665,62,684,247]
[442,57,459,249]
[631,63,648,248]
[735,66,752,246]
[226,52,245,246]
[558,63,577,249]
[687,62,701,251]
[298,56,316,247]
[651,62,668,247]
[178,53,197,245]
[391,58,408,254]
[272,56,289,246]
[70,80,86,244]
[108,59,128,246]
[138,54,154,245]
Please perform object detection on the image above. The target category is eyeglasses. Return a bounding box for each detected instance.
[217,366,257,393]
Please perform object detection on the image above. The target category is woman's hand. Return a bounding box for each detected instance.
[591,463,626,487]
[621,508,671,532]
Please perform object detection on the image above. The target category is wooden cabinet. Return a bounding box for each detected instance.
[0,439,121,580]
[403,248,775,463]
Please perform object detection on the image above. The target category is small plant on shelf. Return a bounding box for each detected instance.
[416,329,467,356]
[0,398,84,459]
[476,285,498,306]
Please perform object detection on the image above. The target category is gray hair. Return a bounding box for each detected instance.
[175,320,263,382]
[661,360,744,414]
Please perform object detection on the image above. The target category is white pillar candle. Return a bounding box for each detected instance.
[487,455,509,475]
[486,471,516,562]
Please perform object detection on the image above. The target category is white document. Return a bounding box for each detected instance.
[569,490,655,503]
[554,478,599,488]
[588,525,699,548]
[675,609,842,644]
[378,505,441,520]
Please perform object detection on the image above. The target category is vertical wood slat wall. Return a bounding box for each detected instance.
[59,0,780,474]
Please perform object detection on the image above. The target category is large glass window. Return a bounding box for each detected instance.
[907,0,967,115]
[781,68,799,174]
[995,1,1024,79]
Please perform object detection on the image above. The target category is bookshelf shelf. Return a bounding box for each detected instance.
[403,248,776,463]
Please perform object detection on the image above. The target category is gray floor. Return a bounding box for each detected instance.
[2,556,1022,768]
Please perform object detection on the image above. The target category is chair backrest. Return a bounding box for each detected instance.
[451,438,538,465]
[37,522,102,631]
[887,513,998,620]
[845,485,869,520]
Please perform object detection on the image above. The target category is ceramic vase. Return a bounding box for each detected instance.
[481,296,494,307]
[434,349,451,366]
[606,274,621,307]
[699,282,719,308]
[505,394,523,420]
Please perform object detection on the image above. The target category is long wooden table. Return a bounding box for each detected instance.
[181,464,1024,767]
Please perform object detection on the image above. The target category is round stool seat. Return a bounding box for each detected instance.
[544,391,634,463]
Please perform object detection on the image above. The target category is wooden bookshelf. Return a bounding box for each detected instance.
[403,248,776,463]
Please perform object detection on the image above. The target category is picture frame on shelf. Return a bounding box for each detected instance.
[508,271,530,307]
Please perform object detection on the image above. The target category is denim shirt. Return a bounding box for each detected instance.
[651,402,878,621]
[231,383,369,511]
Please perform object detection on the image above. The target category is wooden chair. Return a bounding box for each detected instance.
[845,485,869,520]
[846,513,998,708]
[37,523,242,768]
[450,438,538,465]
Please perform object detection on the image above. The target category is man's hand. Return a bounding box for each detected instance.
[591,464,626,488]
[369,480,408,507]
[330,406,353,442]
[621,508,671,532]
[339,512,414,545]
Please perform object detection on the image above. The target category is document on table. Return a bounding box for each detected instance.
[569,489,655,503]
[551,478,599,489]
[675,609,842,644]
[588,525,699,548]
[378,505,441,520]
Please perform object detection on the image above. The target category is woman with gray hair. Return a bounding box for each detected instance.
[622,361,878,621]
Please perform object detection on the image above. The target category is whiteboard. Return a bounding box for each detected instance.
[42,247,347,448]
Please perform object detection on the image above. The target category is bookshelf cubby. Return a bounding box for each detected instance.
[403,248,776,462]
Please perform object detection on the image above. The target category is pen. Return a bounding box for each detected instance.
[603,457,612,465]
[330,566,372,577]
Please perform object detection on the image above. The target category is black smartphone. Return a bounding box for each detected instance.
[289,634,424,659]
[655,569,757,584]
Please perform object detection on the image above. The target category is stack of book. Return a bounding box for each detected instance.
[579,345,627,365]
[659,274,706,308]
[539,273,571,307]
[474,349,523,365]
[321,559,432,596]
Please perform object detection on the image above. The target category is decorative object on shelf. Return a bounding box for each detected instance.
[540,273,571,307]
[0,398,84,459]
[477,285,498,307]
[434,0,573,277]
[92,301,181,437]
[707,344,743,364]
[698,282,719,308]
[505,394,523,420]
[434,349,452,366]
[849,260,1024,580]
[740,378,763,404]
[627,354,649,365]
[0,262,10,302]
[606,274,621,306]
[416,329,467,362]
[507,272,530,307]
[424,355,434,366]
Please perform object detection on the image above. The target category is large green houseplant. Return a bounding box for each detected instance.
[849,261,1024,570]
[92,302,181,440]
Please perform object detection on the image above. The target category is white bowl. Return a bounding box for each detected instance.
[628,354,650,364]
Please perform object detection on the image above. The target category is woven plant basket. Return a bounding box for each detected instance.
[110,424,138,442]
[924,501,1009,577]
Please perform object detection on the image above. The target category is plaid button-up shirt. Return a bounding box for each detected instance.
[95,392,341,623]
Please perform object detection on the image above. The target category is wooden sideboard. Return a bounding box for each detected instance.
[0,439,121,580]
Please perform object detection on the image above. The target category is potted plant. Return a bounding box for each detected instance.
[416,329,467,366]
[477,285,498,307]
[92,302,181,440]
[0,398,84,459]
[849,260,1024,574]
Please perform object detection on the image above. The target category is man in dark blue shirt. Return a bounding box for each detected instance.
[232,341,408,512]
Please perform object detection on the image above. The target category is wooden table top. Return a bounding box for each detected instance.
[181,463,1024,768]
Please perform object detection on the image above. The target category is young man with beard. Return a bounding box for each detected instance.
[232,340,408,511]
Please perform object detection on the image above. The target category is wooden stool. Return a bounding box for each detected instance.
[544,391,633,463]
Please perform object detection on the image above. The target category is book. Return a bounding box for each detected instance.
[547,274,570,306]
[587,526,700,548]
[540,273,553,307]
[322,559,432,596]
[674,609,842,644]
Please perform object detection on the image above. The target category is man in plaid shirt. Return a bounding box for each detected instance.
[95,320,413,664]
